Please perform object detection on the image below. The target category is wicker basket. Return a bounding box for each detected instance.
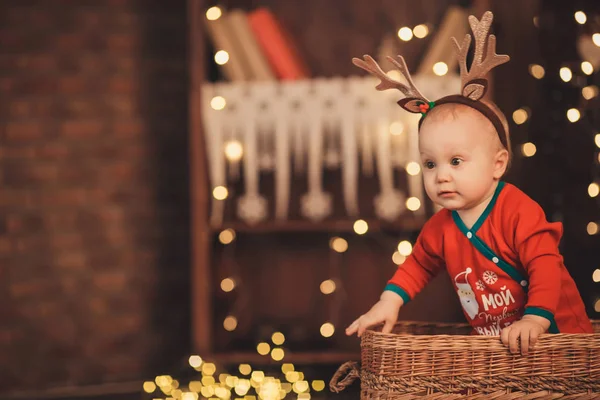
[330,320,600,399]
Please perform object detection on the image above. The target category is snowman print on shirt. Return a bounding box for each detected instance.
[454,268,479,320]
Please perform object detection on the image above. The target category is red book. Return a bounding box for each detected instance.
[247,8,310,80]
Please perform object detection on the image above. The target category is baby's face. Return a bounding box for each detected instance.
[418,106,506,211]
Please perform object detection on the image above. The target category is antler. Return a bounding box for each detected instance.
[451,11,510,100]
[352,54,429,113]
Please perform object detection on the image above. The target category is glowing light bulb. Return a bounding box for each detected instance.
[413,24,429,38]
[329,237,348,253]
[406,197,421,211]
[574,11,587,24]
[215,50,229,65]
[320,322,335,337]
[224,140,243,161]
[512,108,528,125]
[211,96,226,110]
[567,108,580,123]
[353,219,368,235]
[528,64,545,79]
[397,240,413,256]
[559,67,572,82]
[398,27,413,41]
[320,279,336,295]
[213,186,228,200]
[206,6,222,21]
[433,62,448,76]
[521,142,536,157]
[581,61,594,75]
[406,161,421,175]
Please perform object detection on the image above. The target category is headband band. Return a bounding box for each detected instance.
[416,95,509,150]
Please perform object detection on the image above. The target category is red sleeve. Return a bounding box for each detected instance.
[385,213,446,303]
[508,191,563,319]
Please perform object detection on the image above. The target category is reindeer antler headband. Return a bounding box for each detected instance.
[353,11,510,149]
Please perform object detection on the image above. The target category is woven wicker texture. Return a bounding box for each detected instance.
[330,320,600,399]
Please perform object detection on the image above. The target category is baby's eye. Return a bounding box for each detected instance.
[451,158,462,166]
[424,161,435,169]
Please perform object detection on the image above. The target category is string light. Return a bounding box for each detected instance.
[320,279,336,294]
[214,50,229,65]
[271,332,285,345]
[582,85,598,100]
[311,380,326,391]
[188,355,203,368]
[202,363,216,375]
[593,269,600,283]
[392,251,406,265]
[329,237,348,252]
[595,299,600,313]
[406,197,421,211]
[224,140,243,161]
[528,64,545,79]
[213,186,228,200]
[286,371,300,383]
[256,342,270,355]
[219,229,236,244]
[594,33,600,47]
[220,277,235,292]
[211,96,226,110]
[587,222,598,235]
[512,108,529,125]
[353,219,368,235]
[281,364,294,374]
[406,161,421,175]
[588,183,599,197]
[239,364,252,375]
[413,24,429,38]
[206,6,222,20]
[595,134,600,148]
[320,322,335,337]
[223,315,238,331]
[567,108,581,122]
[397,240,413,256]
[271,348,285,361]
[574,11,587,24]
[143,381,156,393]
[559,67,572,82]
[433,62,448,76]
[398,27,413,41]
[581,61,594,75]
[389,121,405,135]
[521,142,537,157]
[386,70,402,81]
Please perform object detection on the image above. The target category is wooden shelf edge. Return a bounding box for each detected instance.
[210,218,426,233]
[203,351,359,365]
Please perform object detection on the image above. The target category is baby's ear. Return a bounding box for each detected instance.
[493,149,509,179]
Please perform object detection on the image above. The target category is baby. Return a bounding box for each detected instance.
[345,11,593,355]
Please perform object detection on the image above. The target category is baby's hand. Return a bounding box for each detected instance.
[345,291,404,337]
[500,315,549,355]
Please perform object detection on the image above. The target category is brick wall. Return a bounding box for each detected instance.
[0,0,190,392]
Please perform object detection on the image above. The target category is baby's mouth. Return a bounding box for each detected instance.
[438,190,457,198]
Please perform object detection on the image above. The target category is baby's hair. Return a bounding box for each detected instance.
[419,101,513,174]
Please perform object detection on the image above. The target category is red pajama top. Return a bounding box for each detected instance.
[385,182,592,335]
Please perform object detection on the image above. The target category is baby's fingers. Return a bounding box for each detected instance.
[508,327,521,354]
[520,330,530,355]
[345,319,360,336]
